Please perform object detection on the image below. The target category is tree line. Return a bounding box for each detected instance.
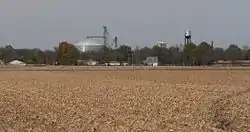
[0,41,249,66]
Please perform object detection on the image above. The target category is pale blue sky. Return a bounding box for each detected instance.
[0,0,250,50]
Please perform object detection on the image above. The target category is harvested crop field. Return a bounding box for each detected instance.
[0,70,249,131]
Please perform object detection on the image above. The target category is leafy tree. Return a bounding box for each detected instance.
[183,43,197,65]
[241,45,249,60]
[101,46,113,63]
[44,50,57,64]
[56,41,80,65]
[224,44,242,62]
[116,44,132,63]
[169,46,182,65]
[31,49,46,64]
[2,39,250,66]
[15,48,45,64]
[243,49,250,60]
[193,41,213,65]
[135,47,151,64]
[213,47,224,61]
[1,45,19,63]
[151,46,171,65]
[0,52,4,60]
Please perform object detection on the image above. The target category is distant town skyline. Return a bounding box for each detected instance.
[1,0,250,50]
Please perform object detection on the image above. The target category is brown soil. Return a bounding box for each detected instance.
[0,70,249,131]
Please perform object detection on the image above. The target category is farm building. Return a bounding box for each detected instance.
[0,60,4,65]
[144,56,158,66]
[75,39,104,52]
[77,60,98,66]
[8,60,26,66]
[107,61,120,66]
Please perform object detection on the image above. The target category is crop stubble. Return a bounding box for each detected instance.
[0,70,249,131]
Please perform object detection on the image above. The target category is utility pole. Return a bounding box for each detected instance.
[132,52,134,66]
[128,51,134,66]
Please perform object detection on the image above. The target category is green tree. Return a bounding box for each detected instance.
[151,46,171,65]
[169,46,182,65]
[44,50,57,65]
[31,49,46,64]
[116,44,132,63]
[0,52,3,60]
[135,47,151,64]
[241,45,249,60]
[183,43,197,65]
[1,45,19,63]
[193,41,213,65]
[243,49,250,60]
[224,44,242,62]
[56,41,80,65]
[213,47,224,61]
[101,46,113,63]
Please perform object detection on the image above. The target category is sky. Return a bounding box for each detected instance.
[0,0,250,50]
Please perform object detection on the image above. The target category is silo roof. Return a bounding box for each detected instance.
[75,39,103,46]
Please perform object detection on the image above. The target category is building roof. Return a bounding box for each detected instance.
[8,60,26,65]
[146,56,158,63]
[75,39,103,52]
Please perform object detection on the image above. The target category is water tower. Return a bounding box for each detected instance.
[184,30,192,45]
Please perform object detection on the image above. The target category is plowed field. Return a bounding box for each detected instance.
[0,70,249,131]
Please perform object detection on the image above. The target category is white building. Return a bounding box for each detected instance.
[87,60,98,66]
[108,61,120,66]
[144,57,158,66]
[8,60,26,66]
[0,60,4,65]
